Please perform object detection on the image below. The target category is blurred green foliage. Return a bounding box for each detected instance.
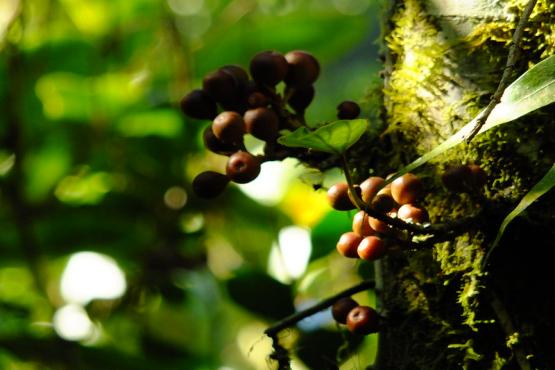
[0,0,381,368]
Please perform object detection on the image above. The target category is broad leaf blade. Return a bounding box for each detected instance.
[484,163,555,265]
[389,55,555,183]
[278,119,369,154]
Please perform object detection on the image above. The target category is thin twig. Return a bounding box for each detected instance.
[264,279,375,337]
[465,0,538,142]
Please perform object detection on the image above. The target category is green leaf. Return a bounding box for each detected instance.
[225,269,295,320]
[310,210,353,261]
[484,163,555,265]
[277,119,369,154]
[388,55,555,182]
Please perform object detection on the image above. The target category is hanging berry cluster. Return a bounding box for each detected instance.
[329,173,429,261]
[179,50,361,199]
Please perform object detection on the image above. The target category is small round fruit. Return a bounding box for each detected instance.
[180,89,217,120]
[360,176,385,204]
[441,165,472,193]
[337,101,361,120]
[288,85,315,112]
[284,50,320,87]
[247,92,270,108]
[468,164,487,188]
[192,171,230,198]
[212,111,246,144]
[336,232,362,258]
[368,216,390,234]
[244,107,279,141]
[203,70,237,105]
[390,173,423,205]
[371,187,396,213]
[347,306,380,335]
[332,297,359,324]
[357,236,386,261]
[226,151,261,183]
[250,51,288,86]
[397,204,429,224]
[352,211,375,236]
[220,65,249,90]
[327,183,356,211]
[203,127,240,155]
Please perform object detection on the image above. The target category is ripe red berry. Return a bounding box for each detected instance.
[357,236,386,261]
[212,111,246,144]
[192,171,230,198]
[337,101,361,120]
[346,306,380,335]
[327,183,356,211]
[283,50,320,87]
[360,176,385,204]
[244,107,279,141]
[397,204,429,224]
[250,51,288,86]
[226,151,261,184]
[288,85,315,113]
[352,211,375,236]
[390,173,423,205]
[180,89,217,120]
[368,216,391,234]
[331,297,359,324]
[336,232,362,258]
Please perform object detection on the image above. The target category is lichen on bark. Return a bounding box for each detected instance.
[368,0,555,368]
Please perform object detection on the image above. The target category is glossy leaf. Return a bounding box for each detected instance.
[278,119,369,154]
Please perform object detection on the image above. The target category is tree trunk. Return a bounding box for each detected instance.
[371,0,555,368]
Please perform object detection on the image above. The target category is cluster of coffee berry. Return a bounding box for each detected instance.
[179,50,361,199]
[331,297,380,335]
[329,173,428,260]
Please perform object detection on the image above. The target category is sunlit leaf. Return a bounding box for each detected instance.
[310,210,352,261]
[278,119,369,154]
[484,163,555,264]
[389,55,555,183]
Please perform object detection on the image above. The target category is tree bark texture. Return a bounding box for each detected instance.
[358,0,555,368]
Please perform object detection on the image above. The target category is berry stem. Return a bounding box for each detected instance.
[264,279,375,337]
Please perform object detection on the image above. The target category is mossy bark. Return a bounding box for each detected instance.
[365,0,555,368]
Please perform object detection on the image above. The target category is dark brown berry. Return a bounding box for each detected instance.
[250,51,288,86]
[468,164,487,188]
[332,297,359,324]
[288,85,315,113]
[247,92,270,108]
[220,65,249,90]
[397,204,429,224]
[371,187,396,213]
[357,236,386,261]
[360,176,385,204]
[390,173,423,205]
[226,151,261,183]
[180,89,217,120]
[244,107,279,141]
[203,127,241,155]
[203,70,237,105]
[327,182,356,211]
[337,101,361,120]
[212,111,245,144]
[336,232,362,258]
[284,50,320,87]
[346,306,380,335]
[192,171,230,198]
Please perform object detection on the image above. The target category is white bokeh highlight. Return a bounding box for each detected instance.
[53,304,95,341]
